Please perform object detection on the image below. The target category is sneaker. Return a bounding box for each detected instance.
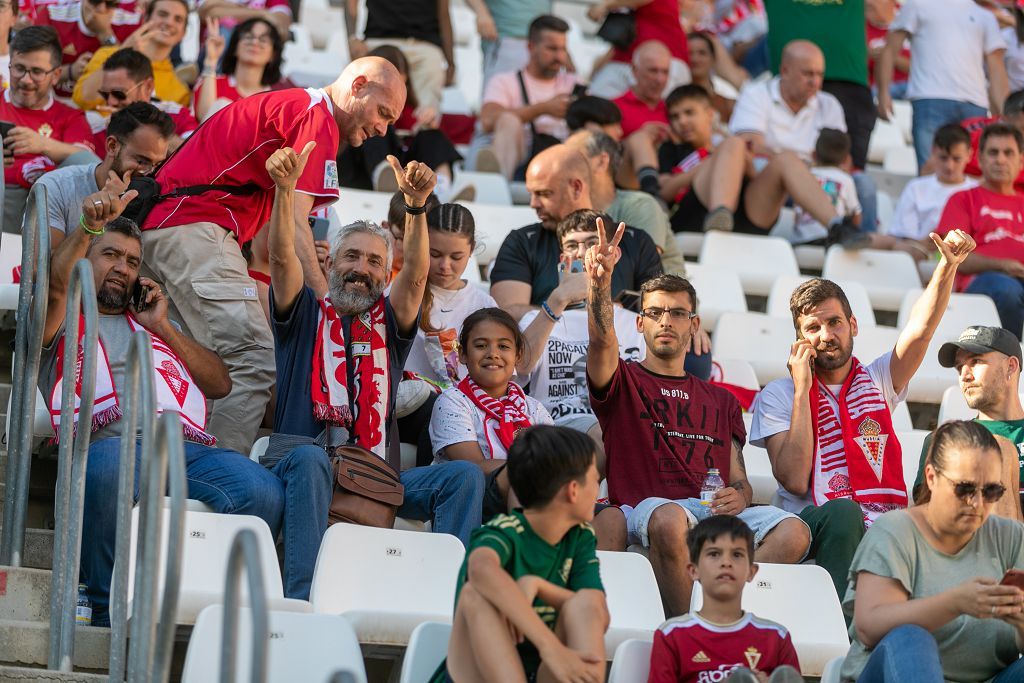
[826,215,870,250]
[474,147,502,175]
[702,206,734,233]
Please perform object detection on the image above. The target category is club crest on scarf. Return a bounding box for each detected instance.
[157,360,189,407]
[853,417,887,481]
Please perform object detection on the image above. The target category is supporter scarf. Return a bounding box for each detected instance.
[50,313,215,445]
[312,295,390,459]
[809,357,908,510]
[457,375,532,456]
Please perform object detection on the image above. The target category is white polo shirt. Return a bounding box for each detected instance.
[728,77,847,160]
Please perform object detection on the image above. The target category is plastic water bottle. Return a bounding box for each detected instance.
[700,468,724,506]
[76,584,92,626]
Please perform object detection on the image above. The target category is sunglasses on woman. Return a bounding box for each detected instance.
[935,469,1006,503]
[87,0,120,9]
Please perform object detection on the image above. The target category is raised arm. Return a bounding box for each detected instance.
[987,49,1009,116]
[764,341,817,497]
[585,218,626,393]
[266,141,316,318]
[875,29,908,121]
[388,156,437,337]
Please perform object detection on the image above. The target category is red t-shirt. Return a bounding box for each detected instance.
[0,91,94,188]
[961,116,1024,194]
[19,0,137,24]
[648,612,801,683]
[610,0,688,64]
[590,360,745,508]
[865,21,909,87]
[938,185,1024,290]
[143,87,341,243]
[613,89,668,138]
[90,98,198,150]
[38,1,142,66]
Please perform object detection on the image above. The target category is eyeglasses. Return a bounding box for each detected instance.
[935,469,1006,503]
[99,81,144,102]
[561,237,600,254]
[641,307,697,322]
[239,32,273,45]
[86,0,120,9]
[10,63,58,82]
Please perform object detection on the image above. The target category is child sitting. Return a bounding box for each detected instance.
[648,516,802,683]
[791,129,863,246]
[432,425,609,683]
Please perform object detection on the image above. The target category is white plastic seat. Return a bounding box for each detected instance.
[852,326,900,369]
[698,232,799,297]
[876,191,896,234]
[822,246,921,311]
[455,202,539,265]
[882,146,918,176]
[765,275,877,328]
[898,430,929,498]
[867,119,906,165]
[399,621,451,683]
[712,313,795,386]
[892,100,913,144]
[690,563,849,676]
[0,232,21,311]
[607,637,653,683]
[709,358,761,392]
[793,244,826,271]
[182,605,366,683]
[674,232,704,260]
[310,524,465,646]
[821,655,846,683]
[327,189,395,239]
[450,171,512,206]
[743,442,778,505]
[891,400,913,432]
[683,263,747,331]
[896,290,1001,337]
[597,550,665,656]
[937,385,975,424]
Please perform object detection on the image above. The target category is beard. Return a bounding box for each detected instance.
[97,282,130,312]
[813,339,853,371]
[328,269,384,315]
[647,328,690,360]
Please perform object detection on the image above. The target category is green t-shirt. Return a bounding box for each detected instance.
[608,190,687,277]
[484,0,551,40]
[764,0,868,87]
[430,511,605,681]
[914,419,1024,495]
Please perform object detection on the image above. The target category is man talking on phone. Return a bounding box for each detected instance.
[750,230,977,600]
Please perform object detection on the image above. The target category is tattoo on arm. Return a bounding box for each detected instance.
[590,284,612,334]
[733,438,746,475]
[731,481,746,491]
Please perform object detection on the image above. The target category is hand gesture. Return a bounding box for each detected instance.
[583,217,624,289]
[953,577,1024,619]
[929,229,975,268]
[265,141,316,191]
[131,275,169,330]
[690,327,710,356]
[123,20,157,51]
[81,187,140,230]
[543,94,572,119]
[787,339,816,392]
[539,642,603,683]
[711,485,747,516]
[638,121,672,146]
[69,51,93,82]
[476,11,497,41]
[204,18,225,69]
[413,104,440,132]
[386,155,436,206]
[102,169,132,195]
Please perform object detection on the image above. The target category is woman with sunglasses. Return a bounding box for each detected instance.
[840,420,1024,683]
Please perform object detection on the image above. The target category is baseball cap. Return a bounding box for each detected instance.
[937,326,1023,368]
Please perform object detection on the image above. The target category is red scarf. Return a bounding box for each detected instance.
[457,375,533,456]
[311,295,390,459]
[809,357,908,520]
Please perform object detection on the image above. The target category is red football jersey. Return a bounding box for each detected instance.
[143,87,341,243]
[961,115,1024,194]
[0,90,95,188]
[937,185,1024,291]
[38,1,142,65]
[19,0,136,23]
[648,612,801,683]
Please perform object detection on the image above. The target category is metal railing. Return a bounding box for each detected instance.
[220,528,270,683]
[48,258,98,672]
[0,183,50,567]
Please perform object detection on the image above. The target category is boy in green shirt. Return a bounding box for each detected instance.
[434,425,609,683]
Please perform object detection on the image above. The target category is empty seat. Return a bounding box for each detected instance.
[597,550,666,656]
[182,604,367,683]
[310,524,465,646]
[699,233,799,297]
[822,247,921,311]
[328,189,395,238]
[0,232,21,311]
[684,263,747,331]
[853,326,900,368]
[867,119,906,165]
[896,290,1001,337]
[454,202,538,266]
[607,638,653,683]
[743,442,778,505]
[712,313,795,386]
[937,386,974,424]
[876,191,896,234]
[709,358,761,392]
[891,400,914,432]
[765,275,877,327]
[821,656,846,683]
[690,563,849,676]
[450,171,512,206]
[882,146,917,176]
[399,621,452,683]
[898,430,929,497]
[674,232,704,260]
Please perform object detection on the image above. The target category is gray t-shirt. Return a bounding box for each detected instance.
[841,510,1024,682]
[34,162,100,235]
[607,189,686,276]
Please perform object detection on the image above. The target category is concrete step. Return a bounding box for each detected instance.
[0,620,109,672]
[23,530,53,571]
[0,567,52,622]
[0,666,106,682]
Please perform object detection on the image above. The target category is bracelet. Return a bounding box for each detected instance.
[404,202,427,215]
[79,214,104,236]
[541,299,561,322]
[201,67,216,77]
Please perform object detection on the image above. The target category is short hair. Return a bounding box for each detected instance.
[221,17,284,86]
[980,121,1024,155]
[104,216,143,243]
[106,101,176,142]
[575,130,622,176]
[386,190,440,229]
[687,515,755,561]
[506,425,595,509]
[102,47,154,83]
[566,96,622,132]
[11,25,61,67]
[814,128,851,167]
[933,123,971,153]
[665,83,712,111]
[146,0,189,20]
[331,219,393,274]
[1005,89,1024,118]
[640,274,698,313]
[556,208,614,244]
[788,278,852,330]
[528,14,569,43]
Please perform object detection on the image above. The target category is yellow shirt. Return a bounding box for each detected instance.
[72,46,191,111]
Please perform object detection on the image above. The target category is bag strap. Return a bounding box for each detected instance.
[159,182,261,200]
[516,71,540,141]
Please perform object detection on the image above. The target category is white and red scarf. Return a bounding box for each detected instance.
[809,357,908,515]
[457,375,533,457]
[312,295,390,459]
[50,314,215,445]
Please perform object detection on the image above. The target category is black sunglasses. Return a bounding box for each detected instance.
[87,0,120,8]
[936,469,1006,503]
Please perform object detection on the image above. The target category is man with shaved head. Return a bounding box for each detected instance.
[138,55,406,454]
[613,40,672,139]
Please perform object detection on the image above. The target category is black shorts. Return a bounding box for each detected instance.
[669,181,772,234]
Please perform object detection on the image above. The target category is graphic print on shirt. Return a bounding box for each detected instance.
[544,339,641,420]
[641,390,724,490]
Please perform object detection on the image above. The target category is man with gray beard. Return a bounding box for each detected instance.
[262,143,485,601]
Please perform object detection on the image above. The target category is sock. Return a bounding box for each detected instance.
[636,166,660,195]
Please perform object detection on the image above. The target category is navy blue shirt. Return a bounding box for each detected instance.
[271,286,415,440]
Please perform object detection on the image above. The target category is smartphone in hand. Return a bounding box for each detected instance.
[308,216,330,243]
[131,280,150,313]
[1000,569,1024,590]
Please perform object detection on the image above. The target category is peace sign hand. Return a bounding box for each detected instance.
[583,217,625,289]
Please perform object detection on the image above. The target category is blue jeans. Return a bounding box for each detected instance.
[965,271,1024,340]
[81,437,285,626]
[271,448,485,601]
[858,624,1024,682]
[853,171,878,234]
[911,99,988,169]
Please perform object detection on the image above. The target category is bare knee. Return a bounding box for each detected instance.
[761,518,811,563]
[767,150,802,169]
[592,506,626,551]
[647,505,690,560]
[562,590,610,632]
[457,582,488,617]
[716,136,746,158]
[494,111,523,136]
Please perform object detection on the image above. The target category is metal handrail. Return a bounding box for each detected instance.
[48,258,98,672]
[220,529,269,683]
[0,183,50,566]
[107,331,157,682]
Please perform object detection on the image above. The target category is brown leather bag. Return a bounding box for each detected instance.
[328,444,405,528]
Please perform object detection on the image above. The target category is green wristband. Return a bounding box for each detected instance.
[80,214,104,236]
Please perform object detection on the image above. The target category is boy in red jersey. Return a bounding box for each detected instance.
[648,515,802,683]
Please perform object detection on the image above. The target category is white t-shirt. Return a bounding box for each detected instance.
[792,166,861,244]
[728,77,847,160]
[887,174,979,240]
[429,385,552,462]
[748,352,908,522]
[519,307,646,424]
[892,0,1005,108]
[403,283,497,387]
[1004,27,1024,93]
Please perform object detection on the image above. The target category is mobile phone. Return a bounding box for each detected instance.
[558,258,585,282]
[0,120,15,140]
[131,280,150,313]
[308,216,330,242]
[572,83,588,99]
[1001,569,1024,590]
